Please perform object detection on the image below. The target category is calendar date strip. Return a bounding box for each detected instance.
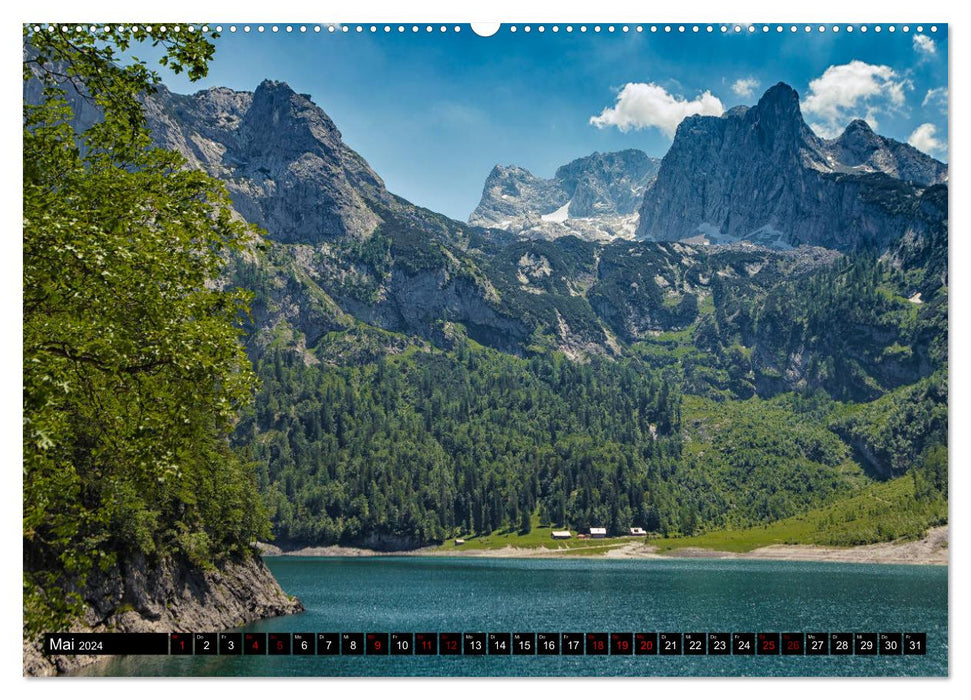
[44,631,927,656]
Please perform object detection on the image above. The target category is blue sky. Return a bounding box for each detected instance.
[150,24,949,220]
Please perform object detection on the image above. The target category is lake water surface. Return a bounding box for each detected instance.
[85,556,947,676]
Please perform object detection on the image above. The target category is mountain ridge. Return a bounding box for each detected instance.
[145,79,394,243]
[469,149,661,241]
[28,75,948,366]
[636,82,947,249]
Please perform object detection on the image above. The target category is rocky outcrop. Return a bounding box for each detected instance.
[588,241,841,343]
[556,150,662,217]
[145,80,393,244]
[470,164,568,227]
[23,552,302,677]
[829,118,948,186]
[636,83,947,251]
[333,267,532,354]
[469,150,660,240]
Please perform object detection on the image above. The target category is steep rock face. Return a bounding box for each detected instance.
[636,83,947,250]
[587,241,841,343]
[145,80,392,243]
[556,149,661,217]
[831,119,948,185]
[469,150,660,241]
[23,553,302,676]
[469,164,568,226]
[135,80,548,353]
[332,267,532,354]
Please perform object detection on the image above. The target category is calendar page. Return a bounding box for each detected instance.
[23,20,948,678]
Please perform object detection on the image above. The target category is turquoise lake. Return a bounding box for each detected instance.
[84,556,947,677]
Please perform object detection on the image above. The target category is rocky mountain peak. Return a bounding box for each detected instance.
[143,80,393,244]
[636,83,947,250]
[241,79,343,159]
[757,82,802,113]
[844,118,876,135]
[490,164,528,177]
[486,164,546,197]
[835,119,880,154]
[749,82,814,150]
[469,149,660,241]
[828,120,946,186]
[470,164,569,227]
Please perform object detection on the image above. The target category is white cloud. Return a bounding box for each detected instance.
[907,123,945,156]
[913,35,936,56]
[922,87,948,113]
[589,83,724,137]
[731,77,760,99]
[802,61,911,138]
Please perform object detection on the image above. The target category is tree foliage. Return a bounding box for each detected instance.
[23,26,268,635]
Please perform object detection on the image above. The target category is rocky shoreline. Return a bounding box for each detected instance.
[23,551,303,677]
[257,526,948,567]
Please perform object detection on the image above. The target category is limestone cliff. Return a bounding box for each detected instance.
[469,150,661,241]
[636,83,947,250]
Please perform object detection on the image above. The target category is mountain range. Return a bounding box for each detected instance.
[468,149,660,241]
[468,83,946,249]
[113,78,944,364]
[28,73,948,548]
[141,78,947,257]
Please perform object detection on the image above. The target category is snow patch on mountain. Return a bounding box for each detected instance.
[541,201,572,223]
